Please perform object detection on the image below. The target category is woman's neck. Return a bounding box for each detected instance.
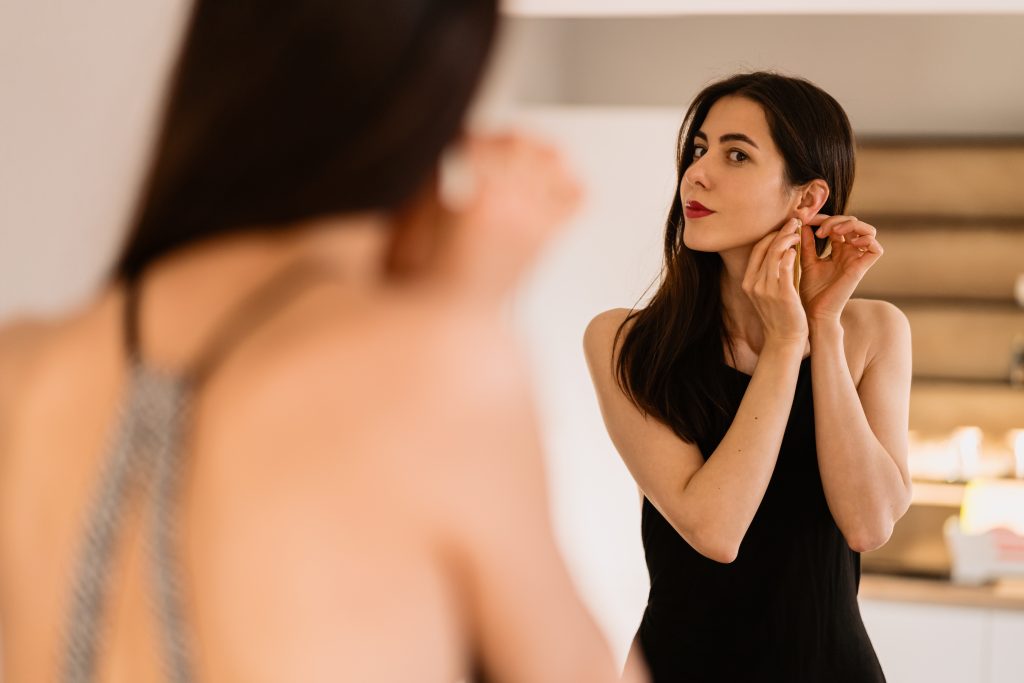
[718,243,767,354]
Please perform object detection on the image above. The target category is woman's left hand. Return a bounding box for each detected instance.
[798,214,884,322]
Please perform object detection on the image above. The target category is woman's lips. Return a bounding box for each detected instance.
[684,201,714,219]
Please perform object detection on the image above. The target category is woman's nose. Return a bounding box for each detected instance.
[683,158,709,190]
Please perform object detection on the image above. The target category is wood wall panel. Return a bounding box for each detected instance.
[911,383,1024,436]
[900,306,1024,381]
[854,228,1023,301]
[850,144,1024,219]
[849,141,1024,437]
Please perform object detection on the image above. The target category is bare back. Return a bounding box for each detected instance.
[0,237,626,682]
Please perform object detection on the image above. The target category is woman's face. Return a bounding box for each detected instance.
[680,95,799,254]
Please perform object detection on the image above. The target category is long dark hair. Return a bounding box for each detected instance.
[613,72,855,446]
[114,0,498,280]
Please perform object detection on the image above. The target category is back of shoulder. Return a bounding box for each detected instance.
[215,294,536,469]
[0,317,48,408]
[583,307,634,372]
[0,317,50,456]
[844,298,911,347]
[585,309,630,358]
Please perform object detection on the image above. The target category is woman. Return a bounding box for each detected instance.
[584,72,912,681]
[0,2,641,682]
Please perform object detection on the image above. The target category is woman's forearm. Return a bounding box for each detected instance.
[679,339,806,562]
[809,319,910,551]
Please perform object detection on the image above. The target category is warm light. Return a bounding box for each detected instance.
[960,478,1024,536]
[1009,429,1024,479]
[952,426,983,480]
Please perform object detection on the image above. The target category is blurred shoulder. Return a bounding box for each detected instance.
[213,287,537,486]
[0,315,56,469]
[0,315,51,411]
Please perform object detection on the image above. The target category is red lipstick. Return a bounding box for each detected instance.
[684,200,715,219]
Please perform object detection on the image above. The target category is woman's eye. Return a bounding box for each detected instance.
[728,149,749,163]
[693,146,707,159]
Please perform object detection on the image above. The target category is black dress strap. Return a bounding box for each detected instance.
[123,258,340,384]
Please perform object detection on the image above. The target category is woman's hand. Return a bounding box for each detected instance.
[798,214,883,323]
[742,217,808,346]
[391,131,584,301]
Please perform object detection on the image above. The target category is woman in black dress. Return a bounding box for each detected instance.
[584,72,913,681]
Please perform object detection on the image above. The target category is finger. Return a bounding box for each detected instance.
[799,221,817,269]
[827,220,867,236]
[830,221,877,239]
[814,215,858,238]
[763,232,800,286]
[744,229,781,290]
[849,235,884,257]
[780,244,798,284]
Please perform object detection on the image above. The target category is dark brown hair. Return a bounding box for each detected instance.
[114,0,498,280]
[613,72,855,446]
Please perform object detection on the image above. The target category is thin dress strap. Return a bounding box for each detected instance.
[63,258,340,683]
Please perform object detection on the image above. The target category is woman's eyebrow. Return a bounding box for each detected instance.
[694,131,760,149]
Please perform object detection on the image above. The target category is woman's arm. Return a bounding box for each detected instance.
[585,310,805,564]
[585,222,810,564]
[798,216,913,552]
[809,300,913,551]
[448,324,643,683]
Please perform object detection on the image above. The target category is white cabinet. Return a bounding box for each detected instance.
[860,600,988,683]
[991,611,1024,683]
[859,598,1024,683]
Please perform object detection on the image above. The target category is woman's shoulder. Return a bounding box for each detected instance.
[583,307,635,358]
[841,298,910,346]
[211,286,538,491]
[840,298,911,377]
[0,314,61,432]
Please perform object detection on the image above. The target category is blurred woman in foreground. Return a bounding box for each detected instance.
[0,2,642,681]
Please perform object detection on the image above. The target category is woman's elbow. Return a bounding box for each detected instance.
[845,489,910,553]
[687,526,740,564]
[705,544,739,564]
[669,506,742,563]
[846,521,895,553]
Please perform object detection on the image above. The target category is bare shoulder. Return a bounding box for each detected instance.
[206,289,543,520]
[583,307,635,361]
[842,297,908,327]
[841,298,911,361]
[0,316,51,431]
[0,315,48,376]
[843,296,909,342]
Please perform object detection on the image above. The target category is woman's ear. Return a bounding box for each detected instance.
[793,179,830,223]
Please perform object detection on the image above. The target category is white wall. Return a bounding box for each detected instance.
[0,0,192,319]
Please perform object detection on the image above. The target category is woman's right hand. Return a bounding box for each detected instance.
[424,131,584,301]
[741,217,808,346]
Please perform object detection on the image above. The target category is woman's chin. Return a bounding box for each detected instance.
[682,238,716,253]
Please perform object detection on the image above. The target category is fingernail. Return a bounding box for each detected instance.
[815,228,824,237]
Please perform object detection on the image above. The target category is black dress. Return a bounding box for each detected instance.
[636,356,887,682]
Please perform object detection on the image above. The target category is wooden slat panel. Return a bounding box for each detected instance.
[910,382,1024,436]
[849,143,1024,219]
[901,306,1024,381]
[853,228,1024,301]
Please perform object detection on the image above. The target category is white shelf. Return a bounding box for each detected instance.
[503,0,1024,16]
